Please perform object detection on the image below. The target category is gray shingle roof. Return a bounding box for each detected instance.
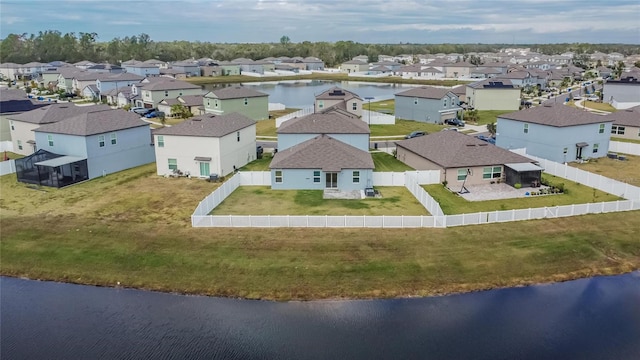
[395,86,455,100]
[395,131,535,168]
[608,106,640,127]
[140,78,201,91]
[278,112,370,134]
[315,87,362,101]
[178,94,204,106]
[270,134,374,171]
[498,103,613,127]
[8,103,111,124]
[152,112,255,137]
[204,86,268,100]
[34,109,148,136]
[467,78,515,89]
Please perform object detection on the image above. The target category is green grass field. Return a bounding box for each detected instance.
[371,151,414,172]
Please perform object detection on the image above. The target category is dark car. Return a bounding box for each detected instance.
[444,118,465,127]
[256,145,264,159]
[405,131,426,139]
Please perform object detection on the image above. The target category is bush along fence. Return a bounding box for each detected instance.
[191,165,640,228]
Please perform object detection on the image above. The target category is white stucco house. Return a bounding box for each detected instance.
[152,112,257,178]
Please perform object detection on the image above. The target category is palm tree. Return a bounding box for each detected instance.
[487,122,497,137]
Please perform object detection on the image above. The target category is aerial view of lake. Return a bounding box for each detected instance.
[2,273,639,359]
[202,80,426,108]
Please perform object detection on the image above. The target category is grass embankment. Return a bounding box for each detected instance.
[469,110,514,126]
[371,152,413,172]
[424,174,622,215]
[2,164,639,300]
[187,73,466,87]
[570,155,640,187]
[370,119,446,137]
[583,101,616,112]
[364,99,395,114]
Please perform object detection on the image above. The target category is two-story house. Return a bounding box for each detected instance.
[170,61,200,77]
[495,103,614,163]
[0,88,49,151]
[134,78,202,109]
[153,113,256,178]
[394,86,461,124]
[95,73,144,97]
[203,86,269,120]
[340,60,368,73]
[314,87,363,117]
[16,109,154,188]
[122,62,160,77]
[270,110,374,192]
[466,79,520,111]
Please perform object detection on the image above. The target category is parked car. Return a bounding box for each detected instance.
[586,95,599,102]
[572,95,582,101]
[133,107,155,116]
[405,131,426,139]
[256,145,264,159]
[476,134,496,144]
[444,118,465,127]
[145,111,165,118]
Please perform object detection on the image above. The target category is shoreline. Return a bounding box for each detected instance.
[3,266,637,302]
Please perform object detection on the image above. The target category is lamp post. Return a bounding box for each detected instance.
[364,96,374,126]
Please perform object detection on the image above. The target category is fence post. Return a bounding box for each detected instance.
[229,214,232,227]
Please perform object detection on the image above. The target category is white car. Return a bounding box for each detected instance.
[587,95,599,102]
[572,95,582,101]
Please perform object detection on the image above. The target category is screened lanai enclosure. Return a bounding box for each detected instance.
[504,163,544,188]
[15,149,88,188]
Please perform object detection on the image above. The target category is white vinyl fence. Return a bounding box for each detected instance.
[609,141,640,156]
[275,106,314,127]
[191,164,640,228]
[0,159,16,176]
[362,110,395,125]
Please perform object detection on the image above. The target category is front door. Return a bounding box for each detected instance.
[199,162,210,177]
[576,146,583,160]
[325,172,338,188]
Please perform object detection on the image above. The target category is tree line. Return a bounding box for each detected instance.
[1,30,639,67]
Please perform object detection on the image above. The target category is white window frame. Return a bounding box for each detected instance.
[483,166,502,179]
[157,135,164,147]
[110,133,117,145]
[244,98,248,106]
[313,170,320,183]
[523,123,529,134]
[17,139,22,150]
[457,169,467,181]
[318,100,324,109]
[9,121,14,131]
[443,98,448,107]
[414,98,418,105]
[98,135,105,147]
[47,134,54,146]
[352,102,357,111]
[352,170,360,183]
[593,143,599,153]
[599,123,605,134]
[168,158,177,170]
[236,131,240,142]
[275,170,283,183]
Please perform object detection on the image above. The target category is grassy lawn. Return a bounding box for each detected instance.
[583,101,616,112]
[364,99,395,114]
[210,186,429,216]
[372,151,413,171]
[256,119,277,137]
[239,153,273,171]
[1,164,639,300]
[370,119,446,137]
[2,151,24,160]
[473,110,514,126]
[611,137,640,145]
[423,174,622,215]
[269,108,299,119]
[570,154,640,187]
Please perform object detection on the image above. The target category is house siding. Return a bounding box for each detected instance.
[495,118,612,163]
[611,125,640,140]
[144,88,202,108]
[11,121,42,155]
[278,133,369,152]
[395,94,460,123]
[204,96,269,121]
[270,168,373,190]
[465,88,520,110]
[603,82,640,108]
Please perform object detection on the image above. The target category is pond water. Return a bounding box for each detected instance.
[202,80,424,108]
[2,273,639,359]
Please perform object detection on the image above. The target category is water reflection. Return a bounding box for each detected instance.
[2,273,639,359]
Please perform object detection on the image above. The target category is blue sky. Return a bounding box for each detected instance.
[1,0,639,44]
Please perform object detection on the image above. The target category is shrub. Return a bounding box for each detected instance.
[442,180,448,187]
[514,183,522,189]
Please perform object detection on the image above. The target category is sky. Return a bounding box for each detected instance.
[1,0,639,44]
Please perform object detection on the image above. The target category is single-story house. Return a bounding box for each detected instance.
[153,112,256,178]
[395,130,543,188]
[495,103,614,163]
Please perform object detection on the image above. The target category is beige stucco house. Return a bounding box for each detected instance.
[340,60,368,73]
[153,112,257,178]
[466,79,520,111]
[314,87,363,117]
[608,105,640,140]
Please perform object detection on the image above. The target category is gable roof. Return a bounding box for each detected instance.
[278,112,370,134]
[0,88,49,114]
[178,94,204,106]
[139,78,201,91]
[395,131,535,169]
[270,134,374,171]
[153,112,255,137]
[498,103,613,127]
[607,106,640,127]
[203,86,268,100]
[34,109,148,136]
[8,103,111,124]
[315,87,362,101]
[467,78,516,89]
[395,86,456,100]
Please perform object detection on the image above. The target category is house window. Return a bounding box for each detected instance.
[275,170,283,183]
[563,147,568,154]
[353,171,360,183]
[313,170,320,183]
[157,135,164,147]
[236,131,240,142]
[244,98,248,106]
[9,121,14,131]
[483,166,502,179]
[318,100,324,109]
[48,134,54,146]
[98,135,105,147]
[168,158,177,170]
[611,125,625,135]
[599,124,605,134]
[110,133,117,145]
[17,140,22,150]
[523,123,529,134]
[214,100,218,108]
[352,102,357,111]
[457,169,467,181]
[414,98,418,105]
[443,98,448,107]
[164,91,169,97]
[593,143,599,153]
